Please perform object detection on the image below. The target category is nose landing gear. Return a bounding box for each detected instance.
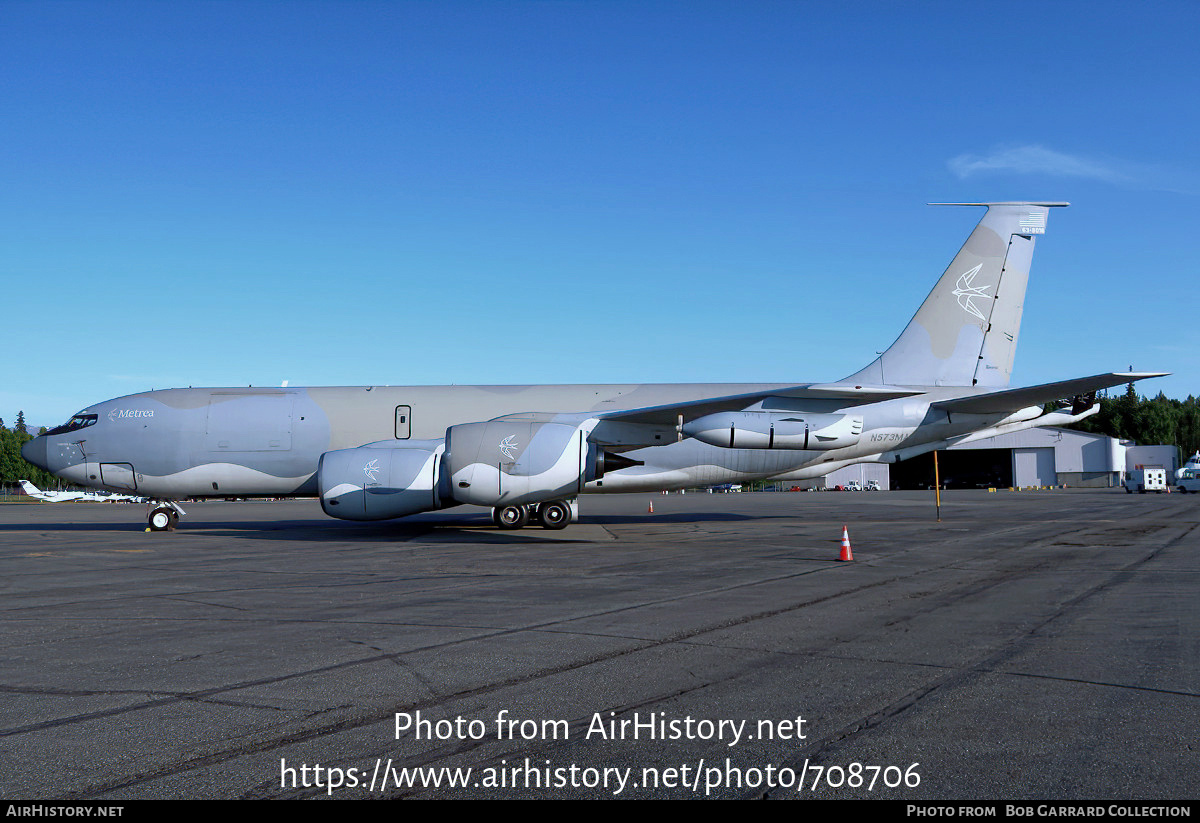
[146,501,187,531]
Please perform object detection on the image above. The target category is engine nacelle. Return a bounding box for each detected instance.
[318,439,445,521]
[682,411,863,450]
[444,415,601,507]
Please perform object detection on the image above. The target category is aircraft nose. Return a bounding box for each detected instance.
[21,436,49,471]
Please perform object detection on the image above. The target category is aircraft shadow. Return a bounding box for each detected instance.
[0,522,155,534]
[581,513,772,524]
[195,511,773,542]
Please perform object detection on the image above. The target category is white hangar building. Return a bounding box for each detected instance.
[818,427,1176,490]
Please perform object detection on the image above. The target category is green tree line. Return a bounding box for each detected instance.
[0,413,66,489]
[1069,385,1200,457]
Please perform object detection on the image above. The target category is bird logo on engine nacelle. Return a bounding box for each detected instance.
[499,435,519,460]
[363,459,381,482]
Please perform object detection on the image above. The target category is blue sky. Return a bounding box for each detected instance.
[3,0,1196,426]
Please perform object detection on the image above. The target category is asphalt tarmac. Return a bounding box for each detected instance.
[1,489,1196,800]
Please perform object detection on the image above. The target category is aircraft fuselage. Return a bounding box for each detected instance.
[21,383,1038,500]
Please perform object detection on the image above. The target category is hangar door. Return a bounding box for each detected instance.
[1013,447,1056,488]
[890,449,1011,490]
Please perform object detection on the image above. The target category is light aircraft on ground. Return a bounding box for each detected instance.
[21,203,1165,532]
[17,480,143,503]
[18,480,106,503]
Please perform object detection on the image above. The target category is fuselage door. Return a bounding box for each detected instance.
[395,405,411,440]
[100,462,138,491]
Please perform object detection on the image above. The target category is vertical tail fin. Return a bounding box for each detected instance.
[19,480,43,497]
[843,202,1068,388]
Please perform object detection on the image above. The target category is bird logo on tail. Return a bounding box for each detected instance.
[952,264,992,322]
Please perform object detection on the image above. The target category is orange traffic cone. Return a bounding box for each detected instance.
[839,525,854,561]
[648,500,654,514]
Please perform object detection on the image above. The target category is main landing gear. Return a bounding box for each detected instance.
[491,499,576,531]
[146,501,187,531]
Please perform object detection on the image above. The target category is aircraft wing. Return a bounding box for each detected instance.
[932,372,1169,415]
[598,384,926,426]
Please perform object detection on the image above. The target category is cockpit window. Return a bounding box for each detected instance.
[44,414,98,436]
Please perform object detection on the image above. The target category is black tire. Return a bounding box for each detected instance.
[148,507,174,531]
[1179,486,1188,494]
[537,501,571,530]
[495,505,530,529]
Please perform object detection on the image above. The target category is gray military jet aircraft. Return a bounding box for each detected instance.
[22,203,1164,531]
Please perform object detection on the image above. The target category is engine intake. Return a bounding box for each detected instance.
[318,439,445,521]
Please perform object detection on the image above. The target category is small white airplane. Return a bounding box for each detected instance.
[19,480,143,503]
[19,480,105,502]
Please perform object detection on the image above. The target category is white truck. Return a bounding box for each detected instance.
[1124,467,1168,494]
[1176,467,1200,494]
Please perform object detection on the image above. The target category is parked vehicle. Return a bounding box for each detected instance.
[1124,467,1167,494]
[1176,468,1200,494]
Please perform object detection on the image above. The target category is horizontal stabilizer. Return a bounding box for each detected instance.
[932,372,1169,415]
